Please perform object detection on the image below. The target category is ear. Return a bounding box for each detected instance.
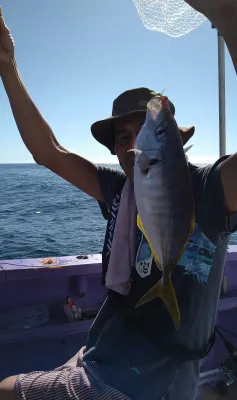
[114,141,118,155]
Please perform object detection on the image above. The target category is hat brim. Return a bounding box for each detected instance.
[91,110,195,155]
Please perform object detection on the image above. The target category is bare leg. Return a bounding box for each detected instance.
[0,376,18,400]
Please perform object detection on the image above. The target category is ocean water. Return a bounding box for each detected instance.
[0,163,236,260]
[0,163,111,260]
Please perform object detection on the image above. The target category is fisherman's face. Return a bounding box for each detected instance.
[114,115,145,181]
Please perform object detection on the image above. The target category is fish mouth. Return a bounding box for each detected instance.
[149,159,158,166]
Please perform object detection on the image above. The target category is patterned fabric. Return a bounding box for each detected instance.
[15,347,130,400]
[106,193,121,257]
[105,179,137,295]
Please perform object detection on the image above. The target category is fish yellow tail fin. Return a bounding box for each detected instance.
[135,278,180,330]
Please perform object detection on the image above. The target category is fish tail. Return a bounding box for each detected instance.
[135,278,180,330]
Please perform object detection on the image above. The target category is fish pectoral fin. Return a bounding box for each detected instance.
[137,214,161,269]
[135,278,180,330]
[137,151,150,174]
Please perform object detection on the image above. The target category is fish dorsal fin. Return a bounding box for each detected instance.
[137,214,162,270]
[183,144,194,162]
[184,144,194,153]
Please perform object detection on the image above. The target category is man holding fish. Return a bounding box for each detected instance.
[0,0,237,399]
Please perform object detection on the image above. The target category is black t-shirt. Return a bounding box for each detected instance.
[83,158,237,400]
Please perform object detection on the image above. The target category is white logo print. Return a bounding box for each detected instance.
[135,234,153,278]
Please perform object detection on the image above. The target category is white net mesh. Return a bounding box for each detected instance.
[133,0,207,37]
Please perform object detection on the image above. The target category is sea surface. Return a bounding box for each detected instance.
[0,163,236,260]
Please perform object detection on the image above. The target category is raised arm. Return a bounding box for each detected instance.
[183,0,237,213]
[185,0,237,74]
[0,8,104,203]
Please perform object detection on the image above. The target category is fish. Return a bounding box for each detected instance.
[132,95,195,329]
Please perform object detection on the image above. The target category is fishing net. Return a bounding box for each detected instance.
[133,0,207,37]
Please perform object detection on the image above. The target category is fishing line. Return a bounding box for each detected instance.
[215,326,237,354]
[216,324,237,340]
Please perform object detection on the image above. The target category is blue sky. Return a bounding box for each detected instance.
[0,0,236,164]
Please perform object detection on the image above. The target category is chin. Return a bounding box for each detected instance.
[120,161,134,181]
[125,168,134,182]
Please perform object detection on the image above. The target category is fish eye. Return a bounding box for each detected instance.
[155,127,165,136]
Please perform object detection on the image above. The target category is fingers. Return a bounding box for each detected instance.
[0,7,14,57]
[0,7,10,34]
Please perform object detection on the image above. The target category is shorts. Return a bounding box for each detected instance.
[15,347,130,400]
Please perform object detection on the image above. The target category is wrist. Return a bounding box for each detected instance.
[206,3,237,33]
[1,57,17,80]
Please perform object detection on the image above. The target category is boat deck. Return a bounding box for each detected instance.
[197,369,237,400]
[199,383,237,399]
[1,248,237,394]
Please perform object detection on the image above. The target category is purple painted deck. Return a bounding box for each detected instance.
[0,254,105,310]
[0,254,106,380]
[1,246,237,384]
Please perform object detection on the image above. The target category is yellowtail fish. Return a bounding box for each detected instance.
[132,95,195,329]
